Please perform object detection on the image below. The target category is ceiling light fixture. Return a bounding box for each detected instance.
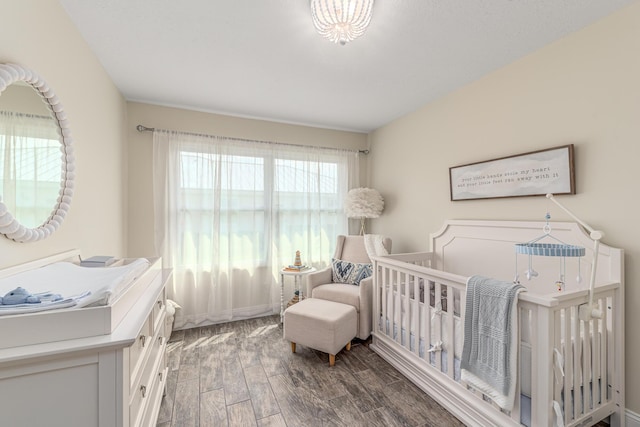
[310,0,374,45]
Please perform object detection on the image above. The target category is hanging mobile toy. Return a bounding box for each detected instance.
[514,212,585,292]
[514,194,606,321]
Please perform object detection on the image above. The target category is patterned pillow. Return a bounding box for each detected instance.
[331,258,373,286]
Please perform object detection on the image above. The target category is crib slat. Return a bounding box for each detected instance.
[592,299,601,411]
[433,282,442,372]
[399,271,404,348]
[385,269,395,339]
[387,268,392,337]
[529,306,539,427]
[379,265,384,335]
[445,284,454,380]
[510,306,523,426]
[604,298,618,406]
[563,306,573,424]
[388,266,393,337]
[394,270,401,345]
[572,306,581,420]
[582,317,591,416]
[600,296,608,405]
[411,274,419,357]
[381,266,387,335]
[424,280,432,363]
[404,272,409,352]
[411,275,422,357]
[553,309,562,419]
[532,304,555,427]
[417,284,422,351]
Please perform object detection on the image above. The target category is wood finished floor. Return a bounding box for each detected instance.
[156,314,465,427]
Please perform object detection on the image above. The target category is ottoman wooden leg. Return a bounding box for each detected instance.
[346,341,351,351]
[291,342,296,353]
[329,354,335,367]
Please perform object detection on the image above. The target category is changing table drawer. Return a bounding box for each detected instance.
[129,314,153,383]
[141,354,169,427]
[129,274,167,427]
[130,328,165,427]
[152,288,166,331]
[130,286,165,386]
[130,285,167,393]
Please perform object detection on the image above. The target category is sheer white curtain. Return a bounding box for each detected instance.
[0,112,60,228]
[153,130,359,329]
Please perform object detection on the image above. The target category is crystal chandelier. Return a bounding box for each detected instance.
[310,0,374,45]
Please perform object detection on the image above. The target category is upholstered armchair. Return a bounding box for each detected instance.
[306,235,391,340]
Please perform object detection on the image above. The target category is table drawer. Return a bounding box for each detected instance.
[130,331,164,427]
[129,314,153,380]
[152,287,166,334]
[141,355,168,427]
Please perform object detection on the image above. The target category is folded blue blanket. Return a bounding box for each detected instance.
[461,275,524,410]
[0,289,91,316]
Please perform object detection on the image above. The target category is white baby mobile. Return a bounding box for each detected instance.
[514,212,585,292]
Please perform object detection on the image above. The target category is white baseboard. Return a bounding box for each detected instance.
[627,408,640,427]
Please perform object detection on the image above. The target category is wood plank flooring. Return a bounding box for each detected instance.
[156,314,464,427]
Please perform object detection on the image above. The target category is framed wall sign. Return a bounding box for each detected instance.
[449,144,575,201]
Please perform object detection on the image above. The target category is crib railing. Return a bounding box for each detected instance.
[372,252,624,427]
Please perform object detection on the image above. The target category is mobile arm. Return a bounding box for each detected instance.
[546,194,603,320]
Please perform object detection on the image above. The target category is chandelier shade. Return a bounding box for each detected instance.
[310,0,374,45]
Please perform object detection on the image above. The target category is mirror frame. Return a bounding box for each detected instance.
[0,63,75,242]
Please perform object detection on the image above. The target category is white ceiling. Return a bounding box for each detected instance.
[59,0,635,133]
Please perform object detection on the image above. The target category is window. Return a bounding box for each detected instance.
[153,129,359,326]
[175,149,349,269]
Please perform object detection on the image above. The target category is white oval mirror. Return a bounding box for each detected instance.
[0,63,75,242]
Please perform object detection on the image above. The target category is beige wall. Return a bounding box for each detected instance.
[126,102,368,257]
[369,2,640,413]
[0,0,128,267]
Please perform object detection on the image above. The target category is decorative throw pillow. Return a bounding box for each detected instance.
[331,258,373,286]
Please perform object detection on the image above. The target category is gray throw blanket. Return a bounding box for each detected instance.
[461,275,524,410]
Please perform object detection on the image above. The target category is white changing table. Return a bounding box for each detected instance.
[0,250,171,427]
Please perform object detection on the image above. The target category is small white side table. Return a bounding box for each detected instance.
[280,267,316,323]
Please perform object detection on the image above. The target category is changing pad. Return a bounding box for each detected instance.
[0,258,150,315]
[0,255,161,350]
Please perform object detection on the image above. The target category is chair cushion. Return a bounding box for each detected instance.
[331,258,372,286]
[312,283,361,310]
[335,235,371,264]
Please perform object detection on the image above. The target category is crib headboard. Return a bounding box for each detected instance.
[429,220,623,296]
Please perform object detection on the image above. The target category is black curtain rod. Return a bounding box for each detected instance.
[135,124,369,155]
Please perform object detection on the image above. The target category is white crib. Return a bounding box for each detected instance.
[371,220,625,427]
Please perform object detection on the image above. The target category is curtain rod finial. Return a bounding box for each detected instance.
[136,124,154,132]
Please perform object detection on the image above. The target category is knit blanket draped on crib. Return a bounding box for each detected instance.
[460,275,524,411]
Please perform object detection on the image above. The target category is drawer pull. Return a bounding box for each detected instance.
[140,335,147,347]
[157,300,163,310]
[159,372,163,382]
[140,385,147,398]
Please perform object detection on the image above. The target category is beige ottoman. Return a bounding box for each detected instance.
[283,298,357,367]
